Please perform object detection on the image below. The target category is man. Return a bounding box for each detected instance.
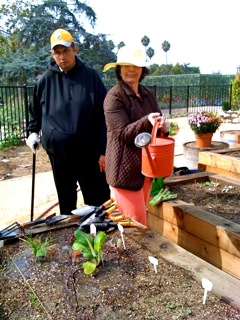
[27,29,110,215]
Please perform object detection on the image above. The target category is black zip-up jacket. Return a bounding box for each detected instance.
[28,57,107,158]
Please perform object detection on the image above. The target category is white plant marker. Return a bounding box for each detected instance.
[202,278,213,304]
[117,223,126,249]
[90,223,96,237]
[148,256,158,273]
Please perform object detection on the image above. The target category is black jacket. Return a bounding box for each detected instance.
[28,57,107,158]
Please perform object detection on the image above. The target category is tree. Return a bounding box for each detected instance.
[80,33,116,75]
[117,41,125,51]
[159,64,173,75]
[141,35,150,48]
[146,47,154,61]
[0,0,116,83]
[162,40,171,64]
[0,0,96,50]
[172,63,184,74]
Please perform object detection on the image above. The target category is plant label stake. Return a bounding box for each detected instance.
[202,278,213,304]
[117,223,126,249]
[148,256,158,273]
[90,223,97,237]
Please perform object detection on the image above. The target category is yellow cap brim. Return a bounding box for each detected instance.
[103,63,117,72]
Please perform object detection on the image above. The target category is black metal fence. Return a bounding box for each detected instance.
[0,84,232,145]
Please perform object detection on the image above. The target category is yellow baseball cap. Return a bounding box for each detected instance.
[50,29,74,49]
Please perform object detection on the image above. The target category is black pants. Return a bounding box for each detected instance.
[48,154,110,215]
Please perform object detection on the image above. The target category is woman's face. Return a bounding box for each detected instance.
[120,65,142,85]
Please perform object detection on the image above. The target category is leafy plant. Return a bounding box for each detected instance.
[0,119,22,149]
[72,230,107,275]
[231,78,240,110]
[188,111,222,135]
[169,121,179,136]
[222,100,231,111]
[21,235,54,262]
[28,292,40,310]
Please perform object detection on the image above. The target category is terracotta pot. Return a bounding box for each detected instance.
[195,132,213,148]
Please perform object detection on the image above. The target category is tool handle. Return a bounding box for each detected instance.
[21,213,56,229]
[118,221,134,227]
[94,199,114,216]
[102,199,114,209]
[104,203,118,216]
[110,214,126,222]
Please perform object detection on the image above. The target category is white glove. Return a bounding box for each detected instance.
[162,118,170,132]
[26,133,40,153]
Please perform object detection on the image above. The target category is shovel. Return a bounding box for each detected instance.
[29,215,73,228]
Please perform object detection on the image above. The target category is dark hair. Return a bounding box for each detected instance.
[115,65,150,82]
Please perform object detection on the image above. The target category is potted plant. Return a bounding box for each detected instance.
[188,111,222,148]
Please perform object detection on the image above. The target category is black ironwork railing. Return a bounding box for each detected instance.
[0,84,232,145]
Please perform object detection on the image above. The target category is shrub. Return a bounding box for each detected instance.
[222,101,231,111]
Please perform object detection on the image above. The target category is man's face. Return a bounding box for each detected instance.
[51,45,78,72]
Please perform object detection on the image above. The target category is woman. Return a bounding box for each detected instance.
[103,45,169,225]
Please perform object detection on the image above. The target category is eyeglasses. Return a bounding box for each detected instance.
[52,48,73,57]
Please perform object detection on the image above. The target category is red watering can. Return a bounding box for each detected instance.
[135,121,175,178]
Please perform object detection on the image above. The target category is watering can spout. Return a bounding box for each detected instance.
[134,132,152,148]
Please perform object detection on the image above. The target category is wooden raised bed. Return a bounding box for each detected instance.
[147,171,240,280]
[198,148,240,179]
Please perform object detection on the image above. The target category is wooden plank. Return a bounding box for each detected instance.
[208,173,240,185]
[166,171,240,187]
[25,216,80,236]
[199,151,240,173]
[147,212,240,279]
[147,200,240,258]
[164,171,213,185]
[198,164,240,179]
[206,147,240,155]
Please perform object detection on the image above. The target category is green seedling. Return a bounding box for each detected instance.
[28,291,40,310]
[72,229,107,275]
[21,235,54,262]
[149,187,177,206]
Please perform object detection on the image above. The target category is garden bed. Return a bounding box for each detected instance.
[148,171,240,280]
[1,225,240,319]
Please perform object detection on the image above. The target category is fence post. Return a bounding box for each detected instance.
[169,86,172,115]
[186,85,190,113]
[23,84,30,138]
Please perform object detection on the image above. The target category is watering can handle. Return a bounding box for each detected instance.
[151,120,160,145]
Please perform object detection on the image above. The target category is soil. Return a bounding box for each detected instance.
[0,144,52,180]
[168,178,240,225]
[1,228,240,320]
[1,145,240,320]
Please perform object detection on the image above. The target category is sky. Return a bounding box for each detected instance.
[84,0,240,75]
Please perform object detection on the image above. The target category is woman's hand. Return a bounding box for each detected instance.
[148,113,169,132]
[148,113,161,126]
